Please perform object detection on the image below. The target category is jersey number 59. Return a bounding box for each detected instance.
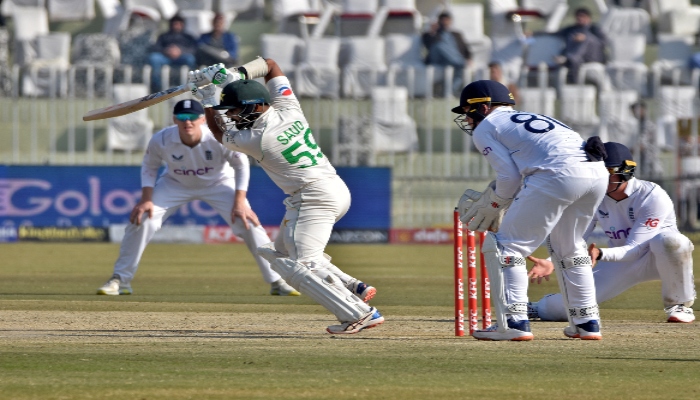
[281,128,324,168]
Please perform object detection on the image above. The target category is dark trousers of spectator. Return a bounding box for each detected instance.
[148,52,197,91]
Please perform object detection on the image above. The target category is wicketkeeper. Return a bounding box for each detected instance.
[453,80,608,341]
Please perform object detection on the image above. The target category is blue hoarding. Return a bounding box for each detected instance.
[0,165,391,229]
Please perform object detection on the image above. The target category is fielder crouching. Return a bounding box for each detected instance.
[453,80,607,341]
[529,142,696,323]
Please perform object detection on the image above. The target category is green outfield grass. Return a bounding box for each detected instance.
[1,242,699,400]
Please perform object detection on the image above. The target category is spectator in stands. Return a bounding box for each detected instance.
[422,12,471,95]
[629,101,663,177]
[422,12,471,69]
[555,7,608,84]
[196,13,239,67]
[489,61,519,105]
[147,14,198,92]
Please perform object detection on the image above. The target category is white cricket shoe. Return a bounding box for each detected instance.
[665,304,695,323]
[472,319,534,341]
[564,320,602,340]
[270,279,300,296]
[326,307,384,334]
[349,281,377,303]
[96,275,132,295]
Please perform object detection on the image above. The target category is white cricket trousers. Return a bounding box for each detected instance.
[496,162,609,324]
[537,231,696,321]
[273,175,349,265]
[112,177,280,284]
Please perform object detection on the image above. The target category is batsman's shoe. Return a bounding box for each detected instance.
[349,281,377,303]
[472,319,534,341]
[270,279,300,296]
[96,275,132,296]
[326,307,384,334]
[665,304,695,323]
[564,320,602,340]
[527,302,539,320]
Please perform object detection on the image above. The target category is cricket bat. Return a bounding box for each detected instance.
[82,84,191,121]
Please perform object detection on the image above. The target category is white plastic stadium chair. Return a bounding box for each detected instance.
[371,86,418,154]
[600,6,653,43]
[657,85,698,119]
[606,34,648,95]
[384,34,428,97]
[341,36,388,98]
[651,35,695,93]
[558,84,600,135]
[21,32,71,97]
[47,0,95,22]
[295,37,341,98]
[597,89,639,145]
[260,34,303,84]
[517,87,556,116]
[107,84,154,151]
[656,0,700,38]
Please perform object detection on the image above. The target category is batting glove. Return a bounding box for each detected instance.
[193,63,244,87]
[189,82,217,108]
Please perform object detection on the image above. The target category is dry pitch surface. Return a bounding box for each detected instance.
[1,243,699,399]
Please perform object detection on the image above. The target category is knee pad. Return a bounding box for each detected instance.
[257,242,287,263]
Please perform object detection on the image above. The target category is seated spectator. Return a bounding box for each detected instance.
[489,61,519,105]
[147,14,198,92]
[555,7,607,83]
[422,12,471,95]
[422,12,471,69]
[196,13,239,67]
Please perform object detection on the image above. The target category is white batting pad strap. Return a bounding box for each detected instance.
[270,258,370,322]
[568,305,600,319]
[558,255,592,270]
[506,302,528,314]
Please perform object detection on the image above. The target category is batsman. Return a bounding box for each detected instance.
[186,57,382,334]
[453,80,608,341]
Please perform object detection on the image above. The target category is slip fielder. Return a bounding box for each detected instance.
[97,99,298,296]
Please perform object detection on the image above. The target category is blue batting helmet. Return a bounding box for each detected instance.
[604,142,636,181]
[451,80,515,115]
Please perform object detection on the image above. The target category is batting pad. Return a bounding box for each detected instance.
[482,232,518,332]
[257,242,286,262]
[270,258,371,322]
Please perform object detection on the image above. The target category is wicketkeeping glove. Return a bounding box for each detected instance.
[457,180,494,222]
[191,63,244,87]
[461,182,512,232]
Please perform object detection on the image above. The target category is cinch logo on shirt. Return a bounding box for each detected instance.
[278,85,292,96]
[605,227,631,239]
[174,167,214,176]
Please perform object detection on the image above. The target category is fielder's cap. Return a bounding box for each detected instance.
[173,99,204,115]
[213,79,271,110]
[451,80,515,114]
[603,142,634,168]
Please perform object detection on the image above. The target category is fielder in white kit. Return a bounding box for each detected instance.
[528,142,696,323]
[453,80,608,341]
[97,99,299,297]
[188,57,382,334]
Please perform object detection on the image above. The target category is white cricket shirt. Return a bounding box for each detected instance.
[584,177,678,262]
[141,124,249,190]
[472,107,589,199]
[221,76,337,195]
